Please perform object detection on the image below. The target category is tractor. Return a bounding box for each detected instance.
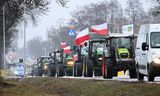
[54,49,65,77]
[65,54,74,76]
[64,46,83,76]
[104,33,137,78]
[81,39,108,77]
[48,52,56,76]
[36,56,50,76]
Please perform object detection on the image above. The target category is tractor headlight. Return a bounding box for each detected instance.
[67,61,74,66]
[98,57,103,61]
[44,64,48,70]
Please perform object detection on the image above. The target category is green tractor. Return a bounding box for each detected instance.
[36,56,50,76]
[82,39,108,77]
[64,46,83,76]
[104,33,137,78]
[73,46,83,77]
[65,55,74,76]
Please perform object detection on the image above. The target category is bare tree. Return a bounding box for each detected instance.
[125,0,146,33]
[27,37,52,59]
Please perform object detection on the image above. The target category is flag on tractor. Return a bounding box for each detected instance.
[61,42,66,48]
[91,23,108,35]
[75,28,90,45]
[63,46,71,54]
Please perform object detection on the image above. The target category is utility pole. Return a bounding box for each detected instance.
[3,5,6,70]
[23,0,27,76]
[24,21,26,68]
[132,11,136,34]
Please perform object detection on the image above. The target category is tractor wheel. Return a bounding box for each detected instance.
[74,61,83,77]
[37,67,43,76]
[137,71,144,81]
[87,60,93,77]
[105,59,113,79]
[57,64,65,77]
[148,67,155,82]
[66,70,73,76]
[129,68,137,78]
[48,67,56,77]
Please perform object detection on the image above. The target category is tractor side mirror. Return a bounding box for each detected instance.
[142,42,148,51]
[49,53,51,57]
[84,42,88,46]
[73,46,76,51]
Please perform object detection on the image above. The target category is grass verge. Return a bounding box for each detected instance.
[0,79,54,96]
[22,77,160,96]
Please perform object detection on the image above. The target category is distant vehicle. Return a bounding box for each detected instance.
[136,24,160,81]
[31,64,39,76]
[65,46,82,76]
[65,54,74,76]
[14,59,25,77]
[48,52,56,76]
[36,56,50,76]
[48,50,65,77]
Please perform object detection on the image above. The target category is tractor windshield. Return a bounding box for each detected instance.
[42,58,49,64]
[111,38,132,49]
[56,53,61,62]
[92,42,106,55]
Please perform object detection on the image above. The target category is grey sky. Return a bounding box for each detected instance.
[17,0,153,48]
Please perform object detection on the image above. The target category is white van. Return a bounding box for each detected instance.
[136,24,160,81]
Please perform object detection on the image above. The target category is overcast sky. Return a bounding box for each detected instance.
[17,0,153,48]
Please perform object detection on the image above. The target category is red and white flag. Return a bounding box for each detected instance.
[61,42,66,48]
[91,23,108,35]
[63,46,71,54]
[75,28,90,45]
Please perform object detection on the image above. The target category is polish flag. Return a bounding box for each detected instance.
[61,42,66,48]
[75,28,90,45]
[91,23,108,35]
[63,46,71,54]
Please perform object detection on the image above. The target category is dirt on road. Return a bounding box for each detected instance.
[1,77,160,96]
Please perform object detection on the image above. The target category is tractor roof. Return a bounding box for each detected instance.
[105,33,137,39]
[89,39,106,43]
[38,56,50,60]
[54,49,63,53]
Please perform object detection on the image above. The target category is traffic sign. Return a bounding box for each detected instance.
[68,29,76,36]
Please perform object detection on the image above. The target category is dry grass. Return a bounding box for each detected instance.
[0,79,55,96]
[22,77,160,96]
